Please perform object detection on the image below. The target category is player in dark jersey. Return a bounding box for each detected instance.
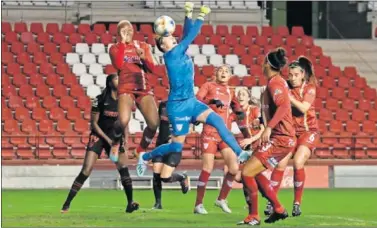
[151,100,190,210]
[61,74,139,214]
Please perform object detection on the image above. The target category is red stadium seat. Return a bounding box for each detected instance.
[335,109,349,122]
[228,76,241,86]
[286,35,298,47]
[45,23,59,36]
[319,109,333,121]
[68,33,82,45]
[351,109,365,122]
[133,33,144,42]
[292,26,304,37]
[25,96,41,110]
[20,32,34,44]
[12,73,27,88]
[316,87,328,99]
[242,76,256,87]
[77,96,91,111]
[194,75,207,87]
[1,141,15,160]
[4,32,18,44]
[49,107,65,121]
[57,119,72,134]
[261,26,273,37]
[329,120,343,134]
[70,85,85,98]
[224,35,238,46]
[39,119,53,134]
[19,84,34,98]
[348,87,361,100]
[14,22,27,33]
[2,41,9,52]
[314,65,326,78]
[258,76,267,86]
[363,120,377,135]
[22,62,37,76]
[173,24,183,37]
[368,110,377,122]
[337,77,351,88]
[28,73,43,87]
[52,84,67,98]
[78,24,91,35]
[140,24,153,35]
[42,96,57,110]
[192,34,205,45]
[67,107,82,121]
[93,24,106,35]
[270,35,283,47]
[2,22,12,34]
[63,73,78,87]
[250,65,263,76]
[2,108,12,121]
[343,66,357,78]
[231,25,244,36]
[245,26,258,37]
[364,87,377,100]
[353,77,367,89]
[2,51,14,65]
[43,42,57,55]
[100,33,113,45]
[3,86,18,98]
[21,119,36,134]
[238,35,252,46]
[52,33,67,45]
[201,24,214,36]
[248,45,261,57]
[10,42,24,55]
[319,55,332,68]
[74,119,89,134]
[294,45,307,56]
[276,26,289,37]
[32,107,46,121]
[109,24,117,36]
[50,52,64,65]
[240,54,253,66]
[358,99,372,111]
[61,23,75,35]
[328,66,342,78]
[45,73,61,87]
[2,73,11,87]
[341,98,355,111]
[3,119,18,134]
[39,63,54,76]
[325,98,339,111]
[56,63,70,75]
[202,65,215,77]
[301,36,313,47]
[233,44,247,56]
[255,36,268,46]
[83,109,91,120]
[331,87,345,100]
[33,51,47,65]
[30,23,44,34]
[310,45,323,57]
[217,44,231,55]
[209,34,222,46]
[59,43,72,54]
[346,120,360,134]
[60,96,75,110]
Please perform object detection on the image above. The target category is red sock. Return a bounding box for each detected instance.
[138,127,156,151]
[254,173,270,199]
[195,170,210,206]
[294,168,305,205]
[255,174,284,213]
[242,175,259,218]
[218,172,235,200]
[270,169,284,193]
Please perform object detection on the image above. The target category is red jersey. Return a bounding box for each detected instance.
[290,82,318,135]
[265,75,295,140]
[109,40,156,93]
[235,105,261,138]
[196,82,240,136]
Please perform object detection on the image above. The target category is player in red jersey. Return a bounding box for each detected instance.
[108,20,159,161]
[265,56,319,217]
[238,48,296,226]
[194,65,245,214]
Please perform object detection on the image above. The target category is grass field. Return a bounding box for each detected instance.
[2,189,377,227]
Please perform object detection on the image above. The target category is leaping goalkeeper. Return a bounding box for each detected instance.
[136,3,250,185]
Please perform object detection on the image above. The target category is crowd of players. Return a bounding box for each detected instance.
[60,2,319,226]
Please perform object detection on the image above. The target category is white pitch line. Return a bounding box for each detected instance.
[308,214,377,225]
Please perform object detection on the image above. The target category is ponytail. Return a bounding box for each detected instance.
[100,74,117,102]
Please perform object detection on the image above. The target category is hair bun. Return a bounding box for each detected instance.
[275,48,287,67]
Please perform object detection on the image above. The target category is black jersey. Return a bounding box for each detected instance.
[91,94,118,134]
[156,101,171,147]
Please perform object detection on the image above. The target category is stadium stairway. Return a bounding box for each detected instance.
[1,22,377,162]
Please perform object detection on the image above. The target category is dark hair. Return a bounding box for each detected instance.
[155,36,165,53]
[100,74,117,101]
[289,56,317,85]
[266,48,287,71]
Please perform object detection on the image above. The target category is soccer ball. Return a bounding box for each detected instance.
[154,15,176,36]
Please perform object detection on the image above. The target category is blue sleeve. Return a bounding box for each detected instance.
[174,19,203,54]
[182,17,194,39]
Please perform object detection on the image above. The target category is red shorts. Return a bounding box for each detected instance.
[253,136,296,169]
[296,131,319,152]
[201,131,229,154]
[118,86,153,104]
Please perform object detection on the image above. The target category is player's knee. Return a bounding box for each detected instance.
[227,165,238,176]
[119,114,131,128]
[147,118,160,131]
[81,166,93,176]
[153,172,161,181]
[169,142,183,153]
[293,158,305,169]
[161,176,172,183]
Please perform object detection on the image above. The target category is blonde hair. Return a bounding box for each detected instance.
[117,20,132,35]
[236,87,260,106]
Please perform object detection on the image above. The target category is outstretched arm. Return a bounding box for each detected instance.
[182,17,194,39]
[174,19,203,54]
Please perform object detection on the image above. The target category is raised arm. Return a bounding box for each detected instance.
[174,19,203,54]
[182,17,194,39]
[109,44,125,70]
[140,42,157,73]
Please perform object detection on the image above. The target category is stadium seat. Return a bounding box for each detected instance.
[39,62,54,76]
[98,53,111,66]
[72,63,87,76]
[79,73,94,87]
[4,32,18,44]
[108,24,117,36]
[60,42,73,54]
[52,32,66,45]
[67,107,81,121]
[74,119,89,134]
[86,84,101,98]
[61,23,75,35]
[10,42,24,55]
[39,119,53,134]
[45,23,59,35]
[337,76,351,88]
[368,110,377,122]
[319,109,333,121]
[209,54,223,67]
[19,84,34,98]
[209,34,222,46]
[76,43,90,54]
[239,35,252,46]
[341,98,355,111]
[77,96,91,111]
[82,53,96,65]
[49,52,64,65]
[42,96,57,110]
[3,84,17,98]
[68,33,82,45]
[3,119,18,134]
[43,42,57,55]
[194,54,208,67]
[228,76,241,86]
[255,36,268,46]
[78,24,91,35]
[233,64,247,76]
[49,107,65,121]
[70,84,86,98]
[187,45,200,56]
[93,24,106,36]
[33,52,47,65]
[1,73,11,87]
[20,32,33,44]
[2,108,12,121]
[91,43,105,55]
[84,33,98,45]
[56,63,70,75]
[224,35,238,47]
[291,26,304,37]
[88,63,103,76]
[329,120,343,134]
[8,95,23,109]
[52,84,67,98]
[225,54,239,66]
[331,87,344,100]
[2,51,14,66]
[345,120,360,134]
[95,73,107,87]
[25,96,41,110]
[2,21,12,34]
[14,22,27,34]
[57,119,72,134]
[362,120,376,135]
[100,33,113,45]
[201,24,214,36]
[217,44,231,56]
[32,107,46,121]
[335,109,349,122]
[201,44,215,56]
[233,45,247,57]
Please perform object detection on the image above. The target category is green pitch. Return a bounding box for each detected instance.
[2,189,377,227]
